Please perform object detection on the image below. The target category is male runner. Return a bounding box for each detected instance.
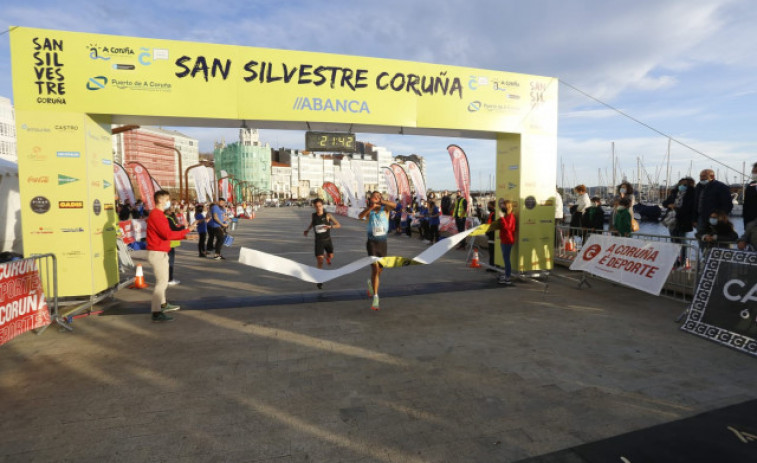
[358,191,397,311]
[303,198,341,289]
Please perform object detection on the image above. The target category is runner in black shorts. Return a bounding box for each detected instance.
[359,191,397,310]
[304,198,341,289]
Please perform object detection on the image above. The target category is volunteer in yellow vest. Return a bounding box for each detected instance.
[453,190,468,249]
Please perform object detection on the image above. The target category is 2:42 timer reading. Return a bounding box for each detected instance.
[305,131,356,152]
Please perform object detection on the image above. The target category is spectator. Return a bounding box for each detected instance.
[610,182,635,232]
[118,202,132,221]
[427,200,441,244]
[662,177,696,267]
[614,197,632,237]
[166,205,184,285]
[485,200,497,271]
[554,187,564,248]
[696,210,738,250]
[496,199,516,285]
[146,190,196,323]
[693,169,733,232]
[569,184,591,234]
[581,196,605,235]
[453,190,468,248]
[208,198,229,260]
[743,162,757,228]
[737,218,757,250]
[194,204,210,258]
[441,190,452,216]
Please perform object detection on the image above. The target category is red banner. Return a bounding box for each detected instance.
[0,260,51,346]
[447,144,472,211]
[113,162,136,206]
[129,162,156,210]
[391,163,412,208]
[119,220,135,244]
[382,167,398,202]
[322,182,342,205]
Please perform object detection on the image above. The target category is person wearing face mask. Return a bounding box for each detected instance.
[495,199,516,285]
[693,169,732,232]
[609,182,635,232]
[484,200,497,271]
[146,190,197,322]
[662,177,697,267]
[696,210,738,250]
[743,162,757,228]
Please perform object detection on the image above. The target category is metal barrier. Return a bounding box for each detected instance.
[554,224,702,302]
[18,253,71,334]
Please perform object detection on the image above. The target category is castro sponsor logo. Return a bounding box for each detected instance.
[57,151,80,158]
[54,125,79,132]
[292,97,370,114]
[27,175,49,184]
[60,227,85,233]
[59,200,84,209]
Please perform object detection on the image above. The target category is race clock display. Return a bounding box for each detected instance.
[305,131,356,152]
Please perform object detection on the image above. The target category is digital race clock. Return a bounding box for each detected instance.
[305,131,356,152]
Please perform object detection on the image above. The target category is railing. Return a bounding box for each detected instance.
[23,253,70,334]
[554,225,704,302]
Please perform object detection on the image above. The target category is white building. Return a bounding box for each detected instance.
[271,161,292,199]
[0,96,16,161]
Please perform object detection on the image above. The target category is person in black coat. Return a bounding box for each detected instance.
[693,169,733,232]
[743,162,757,228]
[695,210,739,251]
[662,177,696,266]
[581,196,605,235]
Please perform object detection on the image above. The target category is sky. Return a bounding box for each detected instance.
[2,0,757,191]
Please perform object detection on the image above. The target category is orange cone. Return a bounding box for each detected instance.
[130,264,149,289]
[684,258,691,270]
[469,247,481,268]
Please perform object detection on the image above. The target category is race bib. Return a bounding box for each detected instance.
[372,223,387,237]
[315,224,329,234]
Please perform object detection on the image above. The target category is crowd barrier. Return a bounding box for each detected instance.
[555,224,702,301]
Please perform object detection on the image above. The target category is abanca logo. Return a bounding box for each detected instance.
[292,97,370,114]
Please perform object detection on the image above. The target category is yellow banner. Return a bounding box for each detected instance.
[10,27,556,133]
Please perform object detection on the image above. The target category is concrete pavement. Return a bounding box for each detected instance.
[1,207,755,462]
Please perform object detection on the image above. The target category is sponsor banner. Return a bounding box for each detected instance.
[382,167,398,202]
[113,162,136,206]
[681,249,757,357]
[337,166,357,207]
[0,259,51,346]
[219,170,232,203]
[151,176,162,194]
[204,166,216,201]
[131,218,147,241]
[322,182,341,205]
[118,220,135,244]
[406,161,427,202]
[390,163,412,208]
[130,163,156,210]
[447,144,471,212]
[10,27,555,134]
[570,234,679,295]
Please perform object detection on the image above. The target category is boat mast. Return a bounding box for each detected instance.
[665,138,671,198]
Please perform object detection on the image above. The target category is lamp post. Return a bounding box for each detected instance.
[111,124,140,135]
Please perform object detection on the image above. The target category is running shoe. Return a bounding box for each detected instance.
[366,279,374,297]
[152,312,174,323]
[317,283,323,290]
[167,279,180,286]
[326,256,332,265]
[371,295,380,311]
[161,302,181,312]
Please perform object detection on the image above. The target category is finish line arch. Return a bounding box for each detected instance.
[10,26,558,297]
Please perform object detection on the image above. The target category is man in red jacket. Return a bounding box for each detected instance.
[147,190,197,322]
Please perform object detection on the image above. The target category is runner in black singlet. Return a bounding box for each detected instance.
[303,198,341,289]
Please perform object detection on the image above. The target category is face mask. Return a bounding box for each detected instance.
[708,218,718,225]
[678,185,687,192]
[500,207,508,213]
[163,202,172,211]
[617,206,625,210]
[700,179,710,186]
[619,188,627,194]
[751,173,757,182]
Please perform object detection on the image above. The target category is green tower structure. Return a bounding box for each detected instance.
[213,128,272,203]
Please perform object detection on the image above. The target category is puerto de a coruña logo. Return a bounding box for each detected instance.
[86,76,108,91]
[467,101,481,112]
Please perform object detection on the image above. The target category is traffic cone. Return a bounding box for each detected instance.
[469,247,481,268]
[684,258,691,271]
[130,264,149,289]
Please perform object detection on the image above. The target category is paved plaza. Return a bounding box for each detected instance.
[1,208,755,462]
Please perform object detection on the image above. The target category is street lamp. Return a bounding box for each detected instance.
[111,124,140,135]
